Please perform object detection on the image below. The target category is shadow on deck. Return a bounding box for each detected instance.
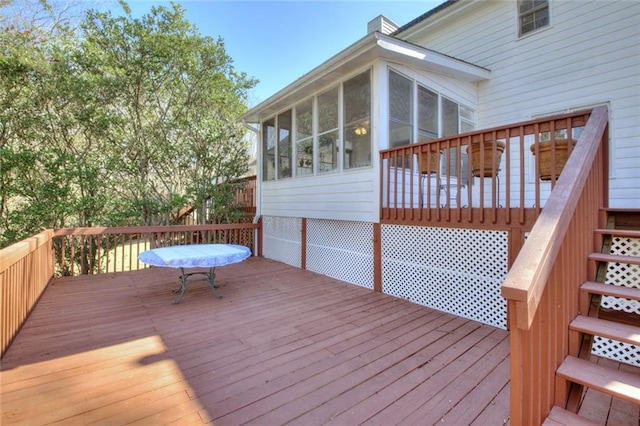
[1,257,512,425]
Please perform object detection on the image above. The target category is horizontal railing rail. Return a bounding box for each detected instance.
[501,106,609,424]
[380,110,592,230]
[53,223,261,276]
[0,230,55,358]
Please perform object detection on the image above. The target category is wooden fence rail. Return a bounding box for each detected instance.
[0,230,55,358]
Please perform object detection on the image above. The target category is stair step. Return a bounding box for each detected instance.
[603,208,640,230]
[570,315,640,346]
[557,356,640,405]
[588,252,640,266]
[594,228,640,238]
[581,281,640,301]
[543,406,599,425]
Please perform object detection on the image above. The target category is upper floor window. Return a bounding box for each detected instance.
[518,0,549,36]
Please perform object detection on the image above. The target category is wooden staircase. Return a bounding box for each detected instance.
[544,209,640,425]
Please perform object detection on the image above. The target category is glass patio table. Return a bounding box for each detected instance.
[138,244,251,304]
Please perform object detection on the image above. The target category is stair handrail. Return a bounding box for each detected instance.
[501,105,609,424]
[501,105,609,329]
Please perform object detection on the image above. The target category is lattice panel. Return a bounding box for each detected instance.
[593,337,638,366]
[306,220,374,289]
[591,236,640,366]
[601,237,640,314]
[262,216,302,268]
[381,225,508,329]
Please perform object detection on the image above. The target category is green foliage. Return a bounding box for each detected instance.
[0,0,257,247]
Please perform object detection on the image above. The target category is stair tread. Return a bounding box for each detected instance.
[581,281,640,301]
[557,356,640,405]
[594,228,640,238]
[588,252,640,266]
[543,406,600,426]
[571,315,640,346]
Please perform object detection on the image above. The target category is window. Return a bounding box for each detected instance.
[262,118,275,181]
[389,70,413,147]
[261,68,372,179]
[318,86,339,173]
[518,0,549,36]
[387,67,476,177]
[343,70,371,169]
[388,67,475,143]
[441,97,459,137]
[417,85,438,141]
[277,110,292,179]
[295,99,313,176]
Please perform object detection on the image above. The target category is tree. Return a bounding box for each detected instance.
[79,1,256,225]
[0,0,257,248]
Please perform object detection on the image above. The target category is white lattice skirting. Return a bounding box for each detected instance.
[592,236,640,366]
[262,217,375,289]
[263,217,508,329]
[262,216,302,268]
[381,225,508,329]
[306,219,374,290]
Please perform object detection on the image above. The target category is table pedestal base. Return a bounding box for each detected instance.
[173,267,221,304]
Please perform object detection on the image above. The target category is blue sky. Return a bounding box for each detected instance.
[118,1,445,106]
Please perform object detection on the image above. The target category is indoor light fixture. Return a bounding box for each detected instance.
[354,125,368,136]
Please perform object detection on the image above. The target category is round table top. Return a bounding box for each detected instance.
[138,244,251,268]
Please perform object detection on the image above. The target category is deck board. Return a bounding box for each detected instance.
[0,256,632,425]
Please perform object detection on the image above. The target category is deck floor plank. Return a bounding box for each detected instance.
[2,256,632,425]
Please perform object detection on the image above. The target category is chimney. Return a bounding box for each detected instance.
[367,15,399,35]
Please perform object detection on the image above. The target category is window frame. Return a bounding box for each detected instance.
[388,69,414,148]
[518,0,550,37]
[343,69,372,170]
[387,67,476,146]
[260,68,373,180]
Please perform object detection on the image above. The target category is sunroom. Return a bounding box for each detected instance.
[243,30,491,222]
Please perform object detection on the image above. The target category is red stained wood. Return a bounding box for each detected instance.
[1,258,509,425]
[1,257,633,425]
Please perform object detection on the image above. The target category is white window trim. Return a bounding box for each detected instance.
[517,0,551,38]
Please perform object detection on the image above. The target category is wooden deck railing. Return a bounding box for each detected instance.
[53,222,261,276]
[501,106,609,424]
[1,222,262,357]
[0,230,55,358]
[380,110,592,231]
[234,175,257,215]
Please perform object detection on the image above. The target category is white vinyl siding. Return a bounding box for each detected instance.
[260,169,376,222]
[518,0,550,36]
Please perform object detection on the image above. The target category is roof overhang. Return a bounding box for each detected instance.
[242,32,490,123]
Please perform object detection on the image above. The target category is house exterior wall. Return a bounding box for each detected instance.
[254,0,637,333]
[261,166,378,223]
[402,0,640,207]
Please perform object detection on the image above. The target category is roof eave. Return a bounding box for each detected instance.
[242,32,489,123]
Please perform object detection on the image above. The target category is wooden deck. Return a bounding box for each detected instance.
[1,257,511,425]
[2,257,635,425]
